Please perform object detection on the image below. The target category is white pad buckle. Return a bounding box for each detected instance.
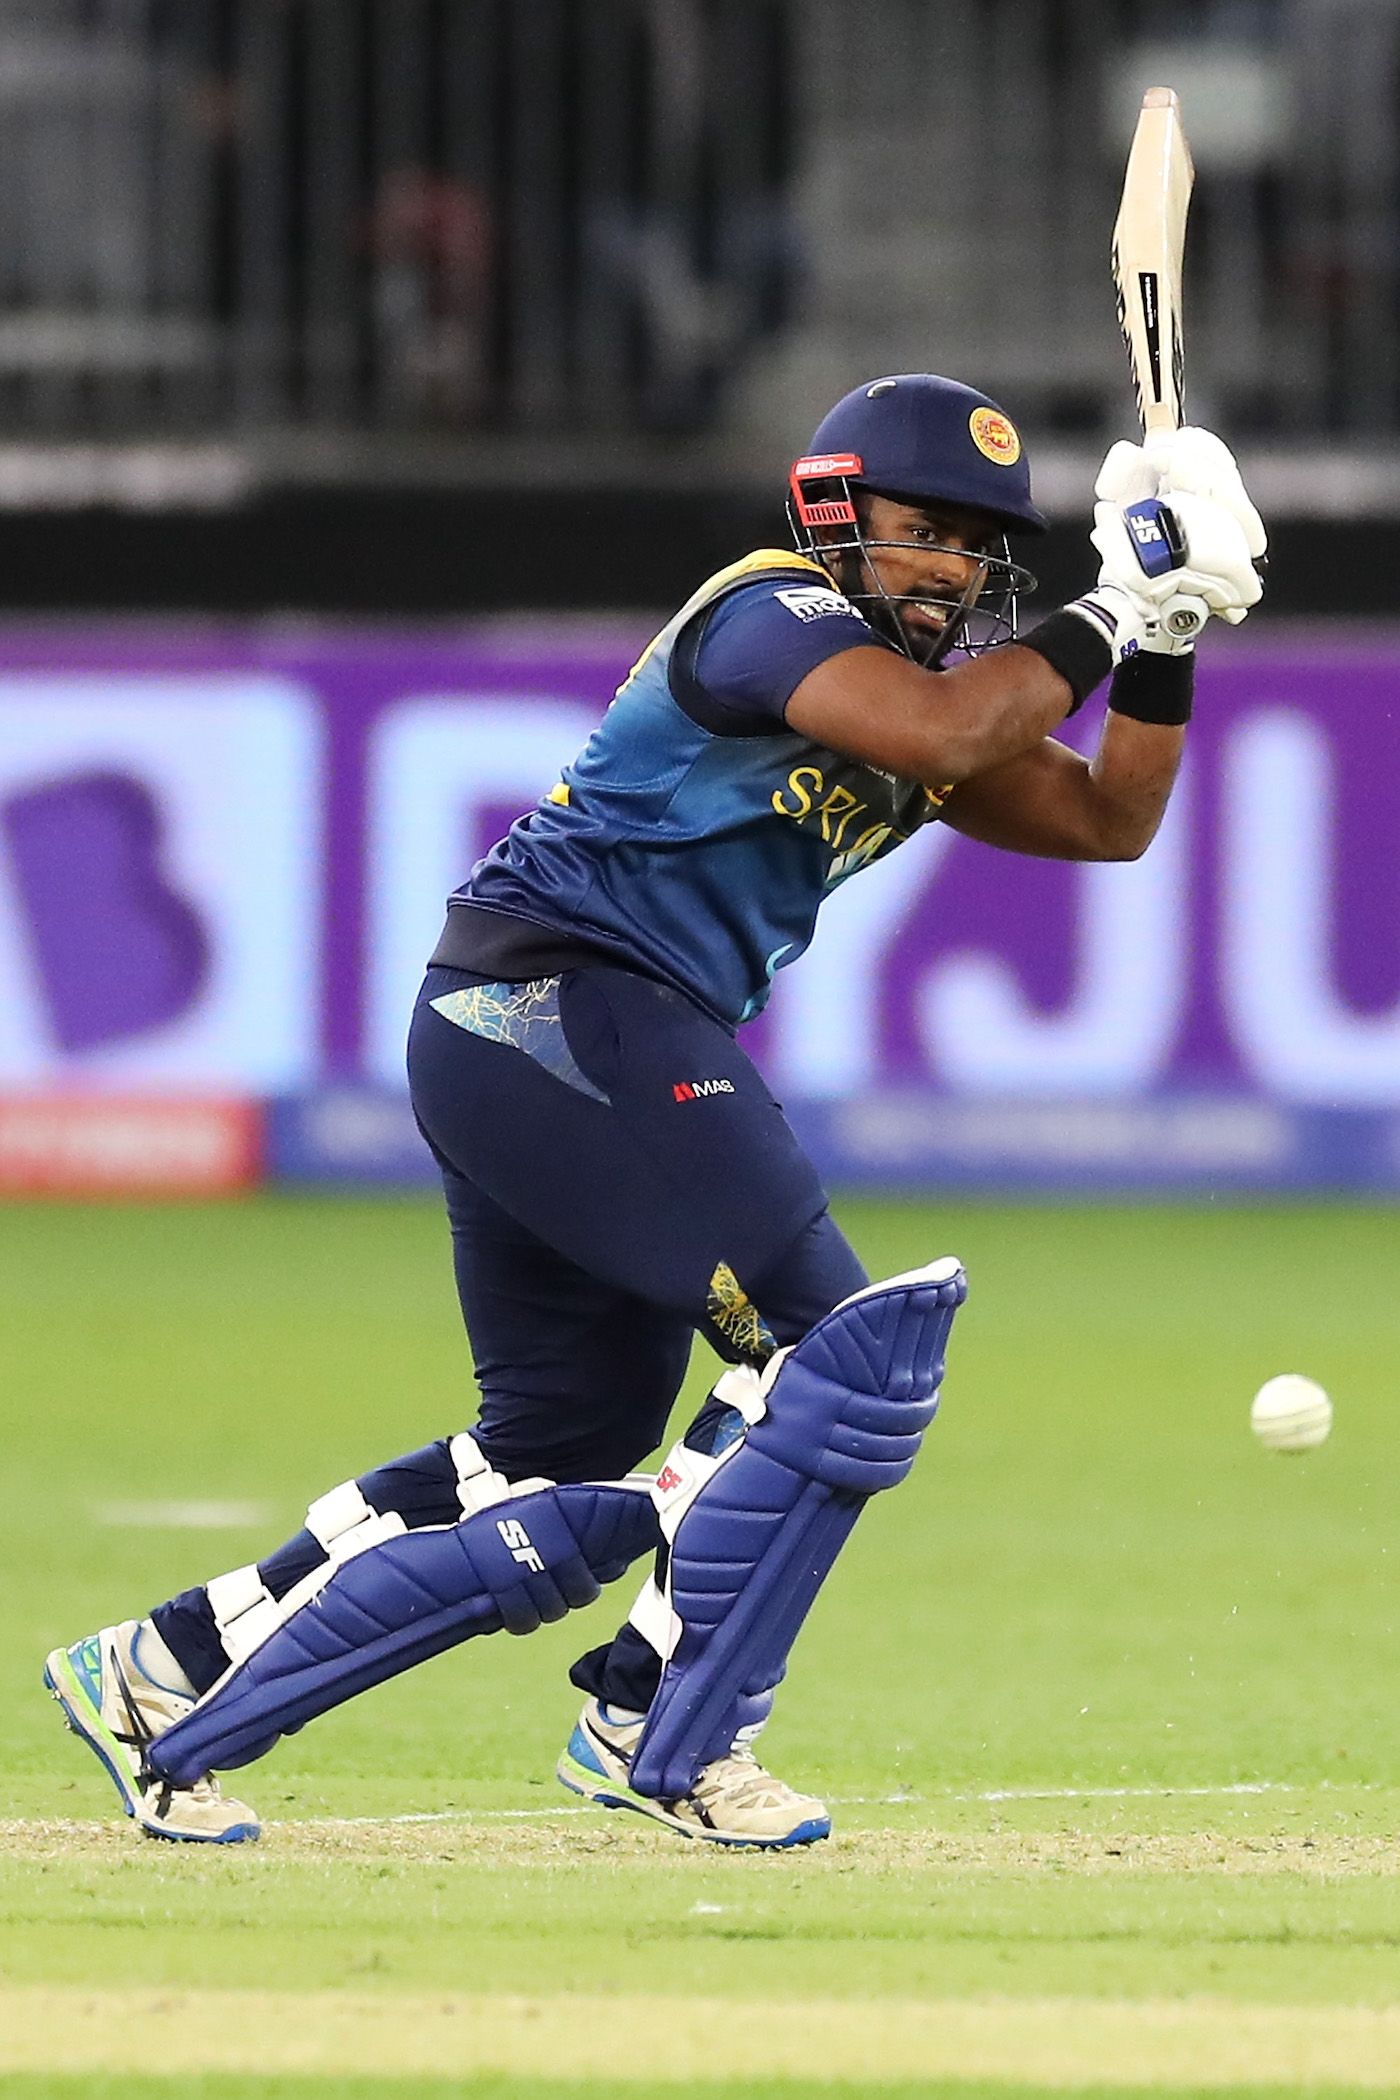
[209,1482,408,1676]
[206,1563,282,1666]
[627,1574,681,1661]
[714,1363,769,1424]
[448,1432,516,1517]
[306,1481,407,1565]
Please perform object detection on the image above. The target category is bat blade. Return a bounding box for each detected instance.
[1112,86,1195,436]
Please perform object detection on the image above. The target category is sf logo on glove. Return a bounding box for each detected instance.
[1123,498,1186,579]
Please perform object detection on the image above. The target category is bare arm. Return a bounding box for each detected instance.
[939,713,1185,862]
[784,642,1078,789]
[784,622,1186,862]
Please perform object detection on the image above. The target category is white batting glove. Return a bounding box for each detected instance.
[1059,579,1151,663]
[1142,426,1268,563]
[1094,438,1160,508]
[1062,436,1190,655]
[1096,428,1266,553]
[1093,432,1266,634]
[1090,438,1205,648]
[1093,490,1261,632]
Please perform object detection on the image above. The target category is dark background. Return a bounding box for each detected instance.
[4,491,1365,619]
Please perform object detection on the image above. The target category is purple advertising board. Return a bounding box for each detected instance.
[1,621,1398,1189]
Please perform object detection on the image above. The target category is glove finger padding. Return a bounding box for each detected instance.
[1143,426,1268,559]
[1143,425,1240,486]
[1164,492,1264,613]
[1094,438,1159,506]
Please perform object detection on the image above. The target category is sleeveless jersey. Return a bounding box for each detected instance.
[455,550,951,1025]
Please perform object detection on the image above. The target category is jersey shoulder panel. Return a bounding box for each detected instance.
[686,570,882,730]
[621,549,832,692]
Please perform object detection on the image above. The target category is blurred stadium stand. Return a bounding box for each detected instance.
[0,0,1395,611]
[3,1,1399,1198]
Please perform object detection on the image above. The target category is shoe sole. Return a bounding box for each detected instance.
[134,1815,261,1846]
[44,1647,142,1821]
[556,1747,830,1851]
[43,1648,259,1845]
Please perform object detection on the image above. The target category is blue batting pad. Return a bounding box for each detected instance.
[149,1482,658,1786]
[630,1262,965,1801]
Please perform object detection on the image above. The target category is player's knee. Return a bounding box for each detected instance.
[740,1208,869,1352]
[358,1432,523,1520]
[472,1411,668,1487]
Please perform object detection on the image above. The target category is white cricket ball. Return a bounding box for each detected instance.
[1250,1373,1333,1453]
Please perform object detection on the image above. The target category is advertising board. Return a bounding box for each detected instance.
[1,624,1396,1189]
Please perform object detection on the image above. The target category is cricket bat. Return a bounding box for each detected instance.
[1111,86,1194,438]
[1110,85,1209,638]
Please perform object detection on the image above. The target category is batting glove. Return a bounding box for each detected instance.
[1141,426,1268,566]
[1092,433,1266,637]
[1058,579,1159,664]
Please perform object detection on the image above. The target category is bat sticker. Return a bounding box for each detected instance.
[1139,271,1162,402]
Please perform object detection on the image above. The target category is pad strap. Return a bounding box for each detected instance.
[209,1478,411,1668]
[449,1431,535,1515]
[617,1363,770,1670]
[206,1565,282,1667]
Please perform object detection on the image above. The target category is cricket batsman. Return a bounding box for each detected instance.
[45,375,1266,1847]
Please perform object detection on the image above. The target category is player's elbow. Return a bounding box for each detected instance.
[1084,814,1160,862]
[1098,836,1151,864]
[924,728,1004,789]
[1052,798,1165,862]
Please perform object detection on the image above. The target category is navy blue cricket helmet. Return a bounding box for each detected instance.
[789,374,1044,665]
[793,373,1046,536]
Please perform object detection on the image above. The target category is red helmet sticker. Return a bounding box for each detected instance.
[790,452,862,529]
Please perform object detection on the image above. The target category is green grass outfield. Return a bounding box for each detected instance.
[2,1194,1398,2098]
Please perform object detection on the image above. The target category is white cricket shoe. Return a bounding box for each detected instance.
[44,1620,260,1844]
[557,1696,830,1848]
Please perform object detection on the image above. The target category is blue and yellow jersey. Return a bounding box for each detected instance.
[450,550,951,1025]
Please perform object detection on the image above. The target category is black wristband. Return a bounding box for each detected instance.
[1107,649,1194,726]
[1018,609,1114,714]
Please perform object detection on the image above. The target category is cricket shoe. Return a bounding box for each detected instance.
[557,1696,830,1849]
[43,1621,260,1844]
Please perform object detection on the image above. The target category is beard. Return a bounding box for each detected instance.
[828,547,959,667]
[862,592,954,668]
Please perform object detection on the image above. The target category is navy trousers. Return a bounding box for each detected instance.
[155,961,867,1710]
[407,964,867,1480]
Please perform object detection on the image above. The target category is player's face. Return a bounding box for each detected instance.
[856,494,993,650]
[811,491,1002,663]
